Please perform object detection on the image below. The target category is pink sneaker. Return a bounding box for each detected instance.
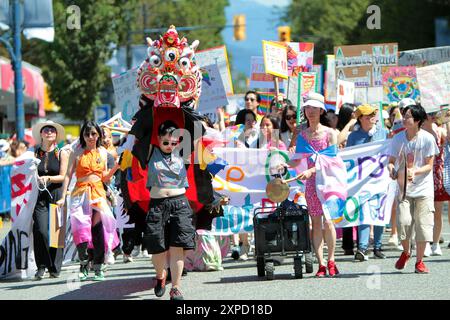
[327,260,340,277]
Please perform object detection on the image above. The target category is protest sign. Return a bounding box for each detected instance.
[416,61,450,112]
[262,41,288,79]
[336,79,355,113]
[312,65,323,94]
[324,55,337,104]
[0,152,39,279]
[382,66,420,103]
[296,72,318,123]
[198,64,229,122]
[334,43,398,88]
[112,68,141,122]
[398,46,450,67]
[249,56,286,90]
[196,45,234,95]
[287,42,314,76]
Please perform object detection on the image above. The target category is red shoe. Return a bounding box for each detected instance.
[327,260,340,277]
[395,252,410,270]
[315,265,327,278]
[415,260,429,274]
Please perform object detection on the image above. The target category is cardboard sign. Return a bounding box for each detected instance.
[196,45,234,95]
[398,46,450,67]
[111,68,141,122]
[198,64,229,121]
[262,41,288,79]
[334,43,398,88]
[287,42,314,76]
[49,203,66,248]
[416,61,450,112]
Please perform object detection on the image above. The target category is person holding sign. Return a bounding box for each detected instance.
[143,121,195,301]
[346,105,388,262]
[57,121,120,281]
[285,92,340,278]
[31,121,69,280]
[388,104,439,274]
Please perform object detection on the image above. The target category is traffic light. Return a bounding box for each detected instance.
[278,26,291,43]
[233,14,246,41]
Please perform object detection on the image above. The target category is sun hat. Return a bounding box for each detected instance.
[303,92,326,110]
[355,104,378,118]
[398,98,416,110]
[32,120,65,145]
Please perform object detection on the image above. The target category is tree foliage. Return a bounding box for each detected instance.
[284,0,450,64]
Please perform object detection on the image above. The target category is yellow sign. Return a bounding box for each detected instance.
[262,40,288,79]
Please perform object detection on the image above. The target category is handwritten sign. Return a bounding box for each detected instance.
[198,64,229,122]
[111,68,141,122]
[262,41,288,79]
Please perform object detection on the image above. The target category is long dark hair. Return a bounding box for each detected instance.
[280,104,297,134]
[80,121,103,149]
[235,109,257,126]
[337,103,356,131]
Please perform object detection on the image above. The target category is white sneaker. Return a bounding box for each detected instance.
[424,243,432,257]
[388,234,399,246]
[141,250,150,258]
[123,254,133,263]
[106,252,115,265]
[131,245,141,257]
[431,243,442,256]
[238,253,249,261]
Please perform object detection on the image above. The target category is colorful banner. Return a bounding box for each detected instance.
[287,42,314,76]
[324,55,337,103]
[208,141,394,235]
[334,43,398,88]
[196,45,234,95]
[262,41,288,79]
[296,72,318,124]
[336,79,355,113]
[312,64,323,94]
[111,68,141,122]
[198,64,229,122]
[416,61,450,112]
[382,66,420,103]
[0,152,39,279]
[398,46,450,67]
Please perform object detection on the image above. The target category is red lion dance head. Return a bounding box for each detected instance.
[136,25,202,108]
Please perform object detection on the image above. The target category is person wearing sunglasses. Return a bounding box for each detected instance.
[280,103,298,148]
[242,90,263,124]
[346,104,389,262]
[143,120,194,300]
[30,120,69,280]
[57,121,120,281]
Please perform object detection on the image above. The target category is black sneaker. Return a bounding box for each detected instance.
[343,249,354,256]
[154,274,166,297]
[34,268,45,280]
[373,249,386,259]
[231,246,240,260]
[166,268,171,282]
[354,250,369,262]
[182,268,188,277]
[170,287,184,300]
[439,236,444,244]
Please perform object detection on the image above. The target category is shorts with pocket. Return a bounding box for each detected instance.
[397,196,434,242]
[143,194,195,254]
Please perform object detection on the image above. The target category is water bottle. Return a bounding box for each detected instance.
[291,223,298,246]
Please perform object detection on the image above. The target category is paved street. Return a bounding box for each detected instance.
[1,214,449,300]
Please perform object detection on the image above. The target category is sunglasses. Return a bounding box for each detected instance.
[41,126,56,134]
[245,98,256,102]
[162,141,179,146]
[285,114,297,121]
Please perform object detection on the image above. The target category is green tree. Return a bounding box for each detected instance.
[23,0,137,121]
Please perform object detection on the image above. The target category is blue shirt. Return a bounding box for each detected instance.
[346,126,388,147]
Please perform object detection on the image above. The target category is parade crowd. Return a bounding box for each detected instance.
[1,91,449,300]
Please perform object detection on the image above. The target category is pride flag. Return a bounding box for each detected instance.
[257,92,275,115]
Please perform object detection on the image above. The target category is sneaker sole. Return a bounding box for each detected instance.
[415,270,430,274]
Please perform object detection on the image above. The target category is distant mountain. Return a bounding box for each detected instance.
[222,0,287,77]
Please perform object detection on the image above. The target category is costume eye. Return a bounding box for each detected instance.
[149,55,161,67]
[178,57,190,68]
[165,49,178,62]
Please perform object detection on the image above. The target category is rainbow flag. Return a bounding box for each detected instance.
[100,112,132,135]
[257,92,275,115]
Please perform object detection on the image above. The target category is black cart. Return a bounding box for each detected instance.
[253,200,313,280]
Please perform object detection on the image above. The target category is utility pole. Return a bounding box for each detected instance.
[125,8,132,70]
[12,0,24,141]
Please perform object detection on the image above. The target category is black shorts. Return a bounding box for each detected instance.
[143,194,195,254]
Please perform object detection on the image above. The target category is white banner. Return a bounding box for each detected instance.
[112,68,141,122]
[0,152,39,279]
[208,141,395,235]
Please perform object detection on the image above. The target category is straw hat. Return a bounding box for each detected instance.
[32,120,65,145]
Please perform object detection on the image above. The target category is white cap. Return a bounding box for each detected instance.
[398,98,416,110]
[303,92,326,110]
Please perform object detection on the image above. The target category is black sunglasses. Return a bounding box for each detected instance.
[285,114,297,121]
[245,98,256,102]
[162,141,178,146]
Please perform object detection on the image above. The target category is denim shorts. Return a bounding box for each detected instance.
[143,194,195,254]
